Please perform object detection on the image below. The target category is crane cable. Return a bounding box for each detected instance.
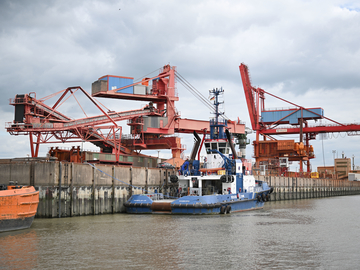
[134,68,161,83]
[175,71,229,120]
[175,71,214,112]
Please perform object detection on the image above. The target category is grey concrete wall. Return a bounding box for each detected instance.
[115,166,131,185]
[34,162,57,186]
[0,163,31,185]
[0,164,11,183]
[258,175,360,201]
[132,167,146,186]
[27,162,176,217]
[2,160,360,218]
[94,165,113,186]
[72,163,93,186]
[148,169,161,186]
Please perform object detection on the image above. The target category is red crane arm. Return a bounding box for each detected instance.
[175,118,245,134]
[239,64,258,130]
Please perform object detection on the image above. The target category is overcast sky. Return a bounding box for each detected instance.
[1,0,360,171]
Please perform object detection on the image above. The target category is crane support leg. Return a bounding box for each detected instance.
[29,132,40,157]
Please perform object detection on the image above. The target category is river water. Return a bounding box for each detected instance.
[1,195,360,270]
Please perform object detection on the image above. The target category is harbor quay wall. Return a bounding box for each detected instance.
[0,161,177,218]
[257,175,360,200]
[1,161,360,217]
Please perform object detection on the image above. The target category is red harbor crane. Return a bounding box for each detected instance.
[239,63,360,174]
[6,65,245,162]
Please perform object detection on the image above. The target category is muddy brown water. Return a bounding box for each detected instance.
[1,195,360,269]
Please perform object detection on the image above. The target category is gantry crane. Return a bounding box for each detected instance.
[239,63,360,174]
[6,65,245,162]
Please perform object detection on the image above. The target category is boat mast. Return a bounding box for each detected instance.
[209,87,226,140]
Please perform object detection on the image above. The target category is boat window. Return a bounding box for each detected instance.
[219,142,226,148]
[219,143,226,154]
[225,148,230,154]
[205,143,211,154]
[211,143,218,150]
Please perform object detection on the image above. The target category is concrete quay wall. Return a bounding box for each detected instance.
[0,161,176,218]
[257,175,360,200]
[1,161,360,217]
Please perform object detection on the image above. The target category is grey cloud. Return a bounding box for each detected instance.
[1,0,360,165]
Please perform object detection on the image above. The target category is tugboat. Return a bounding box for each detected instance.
[125,87,273,214]
[0,182,39,232]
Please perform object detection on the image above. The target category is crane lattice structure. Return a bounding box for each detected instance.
[239,63,360,174]
[6,65,245,162]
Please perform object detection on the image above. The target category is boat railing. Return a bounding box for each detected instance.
[246,186,263,193]
[146,193,164,201]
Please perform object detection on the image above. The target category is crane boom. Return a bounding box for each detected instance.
[239,63,265,131]
[7,64,246,162]
[239,63,360,174]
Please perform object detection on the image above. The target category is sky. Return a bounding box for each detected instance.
[1,0,360,171]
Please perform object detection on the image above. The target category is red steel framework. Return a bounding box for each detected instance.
[6,65,245,161]
[239,63,360,173]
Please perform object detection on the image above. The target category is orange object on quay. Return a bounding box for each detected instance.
[0,183,39,232]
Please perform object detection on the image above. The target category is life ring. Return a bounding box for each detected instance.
[220,205,226,214]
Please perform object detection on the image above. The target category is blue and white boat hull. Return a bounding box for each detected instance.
[124,187,272,215]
